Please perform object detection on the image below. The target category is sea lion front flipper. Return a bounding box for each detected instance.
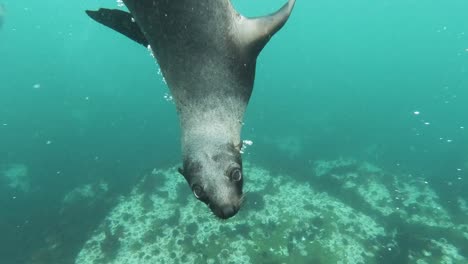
[85,8,148,47]
[236,0,296,56]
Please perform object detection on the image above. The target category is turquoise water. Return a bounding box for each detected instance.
[1,0,467,263]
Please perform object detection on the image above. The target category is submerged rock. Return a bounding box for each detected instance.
[62,181,109,206]
[75,160,467,264]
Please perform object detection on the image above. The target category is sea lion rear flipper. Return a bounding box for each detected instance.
[85,8,148,47]
[237,0,296,56]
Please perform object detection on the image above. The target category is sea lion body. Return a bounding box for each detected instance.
[86,0,295,219]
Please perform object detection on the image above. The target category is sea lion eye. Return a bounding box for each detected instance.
[230,168,242,182]
[192,184,204,199]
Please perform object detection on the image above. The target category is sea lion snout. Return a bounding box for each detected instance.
[180,145,244,219]
[205,179,243,219]
[211,204,239,219]
[190,171,243,219]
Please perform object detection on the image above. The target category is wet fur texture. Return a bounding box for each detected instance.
[87,0,295,218]
[122,0,256,218]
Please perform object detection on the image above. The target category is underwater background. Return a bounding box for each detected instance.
[1,0,467,263]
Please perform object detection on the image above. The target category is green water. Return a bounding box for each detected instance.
[0,0,467,263]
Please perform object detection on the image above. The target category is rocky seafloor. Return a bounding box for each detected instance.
[71,159,467,264]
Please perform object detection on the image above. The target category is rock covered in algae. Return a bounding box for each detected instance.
[75,160,467,264]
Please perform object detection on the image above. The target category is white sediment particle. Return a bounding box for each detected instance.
[33,83,41,89]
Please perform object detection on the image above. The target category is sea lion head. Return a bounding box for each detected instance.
[180,142,244,219]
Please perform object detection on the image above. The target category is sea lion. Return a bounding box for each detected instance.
[86,0,295,219]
